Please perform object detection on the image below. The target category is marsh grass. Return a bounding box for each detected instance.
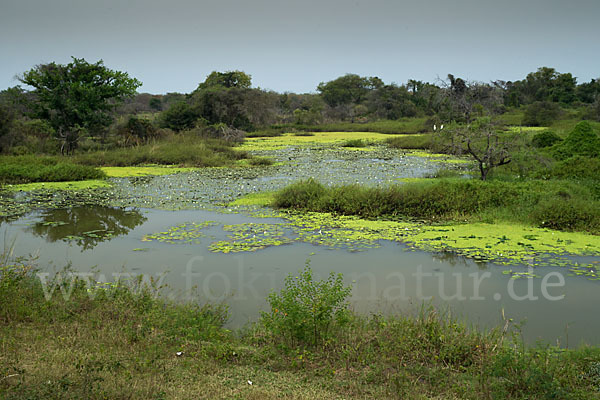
[273,178,600,234]
[2,262,600,399]
[73,135,249,167]
[385,134,432,150]
[0,156,106,184]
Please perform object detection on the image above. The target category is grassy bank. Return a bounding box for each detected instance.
[2,263,600,399]
[73,136,249,167]
[273,178,600,234]
[0,156,106,184]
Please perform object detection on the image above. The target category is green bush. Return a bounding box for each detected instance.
[522,101,562,126]
[553,121,600,160]
[532,197,600,233]
[248,156,274,166]
[531,130,562,148]
[261,264,352,347]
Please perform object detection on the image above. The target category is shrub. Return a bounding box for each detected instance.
[532,197,600,233]
[248,156,274,166]
[273,178,327,210]
[531,130,562,148]
[0,156,106,184]
[522,101,562,126]
[553,121,600,160]
[261,264,352,347]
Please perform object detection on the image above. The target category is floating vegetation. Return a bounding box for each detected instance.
[142,221,219,244]
[209,223,293,253]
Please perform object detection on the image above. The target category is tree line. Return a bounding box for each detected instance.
[0,57,598,154]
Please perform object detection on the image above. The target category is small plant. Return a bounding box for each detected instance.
[341,139,367,148]
[261,263,352,347]
[248,156,274,166]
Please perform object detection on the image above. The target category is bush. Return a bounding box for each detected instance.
[261,264,352,347]
[532,197,600,233]
[522,101,562,126]
[553,121,600,160]
[531,130,562,148]
[158,101,199,132]
[248,156,274,166]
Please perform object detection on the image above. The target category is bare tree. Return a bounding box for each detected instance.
[437,118,518,180]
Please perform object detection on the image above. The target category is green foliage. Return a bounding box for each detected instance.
[522,101,562,126]
[158,101,199,132]
[148,97,162,111]
[197,70,252,90]
[117,116,161,145]
[0,155,106,184]
[273,178,600,233]
[247,156,274,166]
[317,74,383,107]
[531,130,562,147]
[386,134,431,149]
[261,264,352,347]
[553,121,600,159]
[73,135,248,167]
[19,57,141,153]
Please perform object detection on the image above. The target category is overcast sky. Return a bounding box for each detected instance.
[1,0,599,94]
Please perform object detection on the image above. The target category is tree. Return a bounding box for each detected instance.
[317,74,383,108]
[19,57,141,154]
[158,101,199,132]
[438,118,516,180]
[197,70,252,90]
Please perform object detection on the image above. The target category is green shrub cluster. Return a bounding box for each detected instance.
[273,178,600,233]
[553,121,600,160]
[531,130,562,148]
[341,139,367,148]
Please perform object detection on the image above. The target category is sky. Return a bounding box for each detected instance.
[1,0,599,94]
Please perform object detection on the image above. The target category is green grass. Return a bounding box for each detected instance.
[2,263,600,399]
[0,155,106,184]
[386,134,432,150]
[73,135,249,167]
[272,178,600,234]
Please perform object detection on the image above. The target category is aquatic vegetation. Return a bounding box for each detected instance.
[100,166,196,177]
[4,179,111,192]
[238,131,407,151]
[142,221,218,244]
[209,223,292,253]
[228,191,275,206]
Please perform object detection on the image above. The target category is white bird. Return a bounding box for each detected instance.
[440,124,444,130]
[433,124,437,131]
[247,380,253,385]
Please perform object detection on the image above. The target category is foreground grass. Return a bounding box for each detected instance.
[273,178,600,234]
[2,265,600,399]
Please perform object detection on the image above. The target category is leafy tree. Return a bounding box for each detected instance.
[158,101,199,132]
[197,70,252,90]
[367,84,417,119]
[577,78,600,103]
[148,97,162,111]
[18,57,141,154]
[317,74,383,108]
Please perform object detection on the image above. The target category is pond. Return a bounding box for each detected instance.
[2,142,599,346]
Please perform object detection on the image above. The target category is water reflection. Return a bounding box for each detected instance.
[28,206,146,250]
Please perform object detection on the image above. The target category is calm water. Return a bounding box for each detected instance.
[3,206,600,346]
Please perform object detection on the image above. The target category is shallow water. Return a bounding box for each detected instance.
[2,144,599,346]
[3,206,600,346]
